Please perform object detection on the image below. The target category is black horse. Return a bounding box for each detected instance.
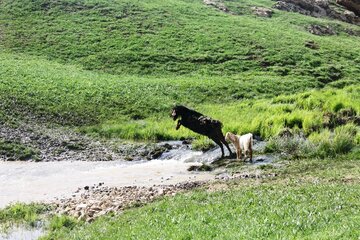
[171,105,232,158]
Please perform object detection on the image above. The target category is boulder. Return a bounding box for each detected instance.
[307,24,336,35]
[273,0,360,25]
[336,0,360,16]
[251,7,273,17]
[203,0,230,13]
[273,0,329,18]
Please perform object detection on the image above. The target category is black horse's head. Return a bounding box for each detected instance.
[171,105,203,121]
[171,105,187,120]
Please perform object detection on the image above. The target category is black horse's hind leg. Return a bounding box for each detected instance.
[213,138,225,158]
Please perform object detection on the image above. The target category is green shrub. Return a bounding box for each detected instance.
[266,124,358,159]
[264,133,312,159]
[333,125,357,154]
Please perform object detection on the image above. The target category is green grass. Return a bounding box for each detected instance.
[86,85,360,145]
[0,203,50,230]
[276,148,360,180]
[0,51,359,142]
[0,51,320,125]
[0,0,359,77]
[43,184,360,239]
[0,0,359,142]
[0,139,40,161]
[0,0,359,238]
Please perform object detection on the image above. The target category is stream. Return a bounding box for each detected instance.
[0,141,212,208]
[0,140,274,240]
[0,140,272,208]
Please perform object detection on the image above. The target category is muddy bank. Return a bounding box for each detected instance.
[0,122,121,161]
[0,122,175,162]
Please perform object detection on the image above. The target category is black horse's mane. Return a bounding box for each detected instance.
[174,105,223,127]
[174,105,204,118]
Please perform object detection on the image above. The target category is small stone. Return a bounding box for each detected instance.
[75,203,88,211]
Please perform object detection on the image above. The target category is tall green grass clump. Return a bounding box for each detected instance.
[84,85,360,142]
[0,203,50,229]
[48,215,78,232]
[309,124,358,158]
[39,215,80,240]
[265,124,358,159]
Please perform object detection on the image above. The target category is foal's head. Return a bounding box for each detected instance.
[225,132,237,143]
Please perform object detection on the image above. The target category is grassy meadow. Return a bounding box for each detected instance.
[0,0,359,144]
[46,184,360,239]
[1,0,360,238]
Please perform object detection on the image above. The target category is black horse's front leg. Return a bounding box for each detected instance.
[213,139,225,158]
[176,120,182,130]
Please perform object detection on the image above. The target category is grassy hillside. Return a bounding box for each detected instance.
[0,0,359,143]
[0,0,359,78]
[0,52,318,125]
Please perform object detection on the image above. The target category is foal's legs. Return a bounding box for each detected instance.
[249,147,253,162]
[237,148,242,160]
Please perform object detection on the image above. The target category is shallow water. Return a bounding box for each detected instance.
[0,225,43,240]
[0,141,214,208]
[0,141,273,208]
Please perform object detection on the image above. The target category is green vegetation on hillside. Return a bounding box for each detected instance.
[0,52,319,126]
[1,0,359,77]
[0,0,359,143]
